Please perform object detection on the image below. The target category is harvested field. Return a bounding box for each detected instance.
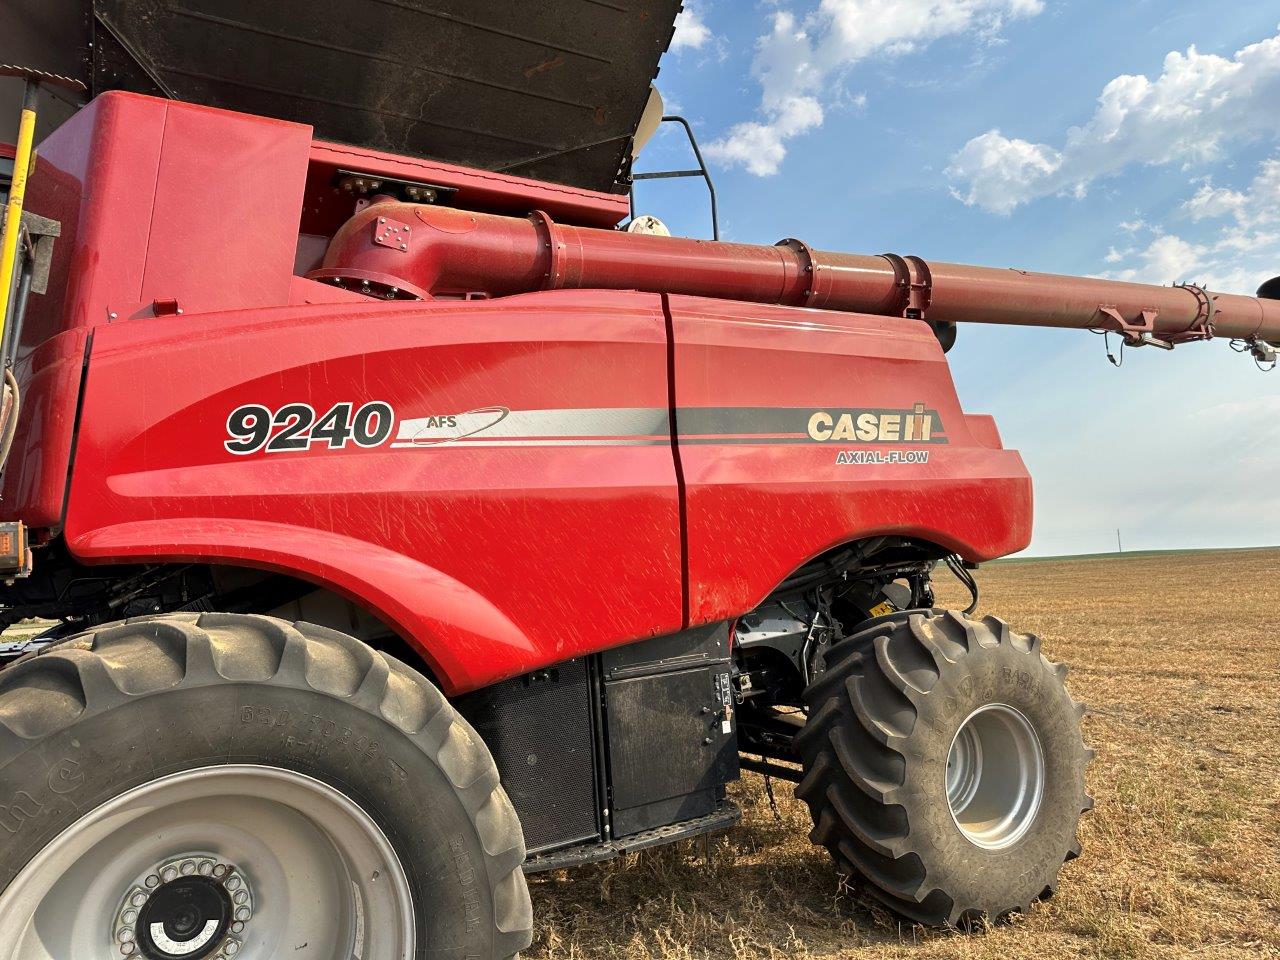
[527,548,1280,960]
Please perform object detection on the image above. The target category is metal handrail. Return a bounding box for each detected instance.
[629,115,720,241]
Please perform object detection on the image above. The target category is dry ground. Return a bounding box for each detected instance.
[527,548,1280,959]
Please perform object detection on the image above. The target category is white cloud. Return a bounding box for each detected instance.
[948,28,1280,214]
[1182,158,1280,229]
[707,0,1043,176]
[1099,154,1280,293]
[671,2,713,51]
[944,131,1061,214]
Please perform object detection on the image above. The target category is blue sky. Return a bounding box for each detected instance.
[639,1,1280,556]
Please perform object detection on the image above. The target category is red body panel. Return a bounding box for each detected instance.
[5,93,313,526]
[64,292,685,691]
[668,296,1030,625]
[7,92,1033,694]
[60,287,1028,693]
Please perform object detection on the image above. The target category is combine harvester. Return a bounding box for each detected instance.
[0,3,1275,958]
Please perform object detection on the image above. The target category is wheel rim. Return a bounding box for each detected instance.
[945,703,1045,849]
[0,765,415,960]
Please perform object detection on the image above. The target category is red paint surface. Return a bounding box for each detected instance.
[60,290,1028,692]
[64,292,685,691]
[5,93,312,526]
[667,296,1030,625]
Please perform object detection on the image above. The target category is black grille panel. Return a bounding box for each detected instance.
[458,658,599,854]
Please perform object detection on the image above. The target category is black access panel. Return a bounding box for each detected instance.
[600,623,740,838]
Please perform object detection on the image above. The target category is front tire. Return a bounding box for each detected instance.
[0,613,533,960]
[795,610,1092,926]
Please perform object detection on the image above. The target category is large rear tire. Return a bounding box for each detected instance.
[795,610,1092,926]
[0,613,533,960]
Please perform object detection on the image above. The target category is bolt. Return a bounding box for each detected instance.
[235,907,251,922]
[144,875,160,888]
[180,861,195,876]
[379,217,386,224]
[399,244,407,251]
[226,876,241,890]
[131,892,147,907]
[121,944,135,956]
[224,943,240,956]
[118,928,135,943]
[232,923,244,934]
[109,312,118,320]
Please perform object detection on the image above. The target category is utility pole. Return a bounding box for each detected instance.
[1116,529,1122,554]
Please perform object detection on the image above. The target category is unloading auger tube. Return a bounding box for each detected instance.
[314,200,1280,364]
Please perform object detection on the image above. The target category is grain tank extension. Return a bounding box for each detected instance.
[0,4,1275,959]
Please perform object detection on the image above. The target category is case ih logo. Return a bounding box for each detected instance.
[806,403,946,444]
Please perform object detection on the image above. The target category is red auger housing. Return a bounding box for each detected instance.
[317,200,1280,353]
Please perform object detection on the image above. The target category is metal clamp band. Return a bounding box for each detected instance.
[882,253,933,319]
[528,210,567,290]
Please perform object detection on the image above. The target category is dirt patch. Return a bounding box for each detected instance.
[527,548,1280,959]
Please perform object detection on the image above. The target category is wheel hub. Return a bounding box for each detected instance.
[114,857,254,959]
[945,703,1045,849]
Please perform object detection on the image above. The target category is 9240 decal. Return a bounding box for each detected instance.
[224,402,395,455]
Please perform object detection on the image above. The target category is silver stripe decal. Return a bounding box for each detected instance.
[392,438,671,448]
[392,407,669,447]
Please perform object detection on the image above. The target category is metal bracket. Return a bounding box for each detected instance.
[883,253,933,319]
[1097,305,1167,347]
[0,210,60,296]
[334,169,457,205]
[1098,284,1218,351]
[371,215,412,252]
